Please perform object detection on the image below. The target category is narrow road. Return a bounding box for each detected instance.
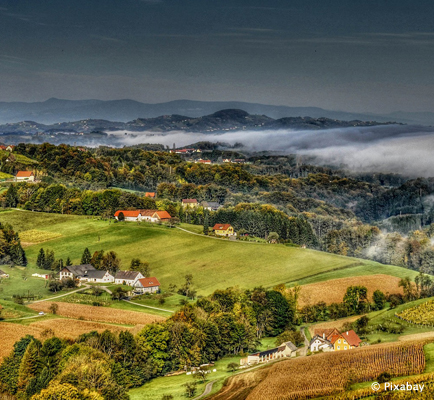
[193,380,217,400]
[299,326,310,357]
[4,314,43,322]
[123,299,173,313]
[31,284,90,303]
[175,226,265,244]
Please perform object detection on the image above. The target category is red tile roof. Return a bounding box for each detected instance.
[213,223,232,230]
[329,334,344,345]
[314,328,340,340]
[137,277,161,288]
[154,211,171,220]
[139,209,158,216]
[16,171,34,177]
[182,199,198,203]
[145,192,156,198]
[342,330,362,347]
[114,210,141,218]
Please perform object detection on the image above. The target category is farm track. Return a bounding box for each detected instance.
[193,380,217,400]
[123,299,173,313]
[175,226,265,244]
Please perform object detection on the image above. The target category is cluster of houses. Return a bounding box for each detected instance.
[59,264,161,293]
[0,145,14,151]
[114,209,172,222]
[181,199,222,211]
[240,328,362,367]
[309,328,362,352]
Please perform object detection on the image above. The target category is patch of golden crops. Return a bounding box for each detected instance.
[298,274,403,307]
[246,342,425,400]
[19,229,62,244]
[28,301,165,325]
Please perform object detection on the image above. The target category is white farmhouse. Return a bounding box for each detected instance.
[114,270,144,285]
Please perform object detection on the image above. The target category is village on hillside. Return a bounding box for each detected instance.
[240,327,363,367]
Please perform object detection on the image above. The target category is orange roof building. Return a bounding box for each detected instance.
[134,277,161,293]
[145,192,156,198]
[213,223,235,237]
[15,171,35,182]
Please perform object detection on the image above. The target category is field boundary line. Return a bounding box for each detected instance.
[123,299,173,313]
[31,284,90,304]
[175,226,265,244]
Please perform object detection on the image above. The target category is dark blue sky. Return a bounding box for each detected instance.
[1,0,433,112]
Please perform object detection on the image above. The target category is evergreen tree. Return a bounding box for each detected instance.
[203,211,209,235]
[81,248,91,265]
[65,256,72,266]
[44,250,55,270]
[37,248,45,269]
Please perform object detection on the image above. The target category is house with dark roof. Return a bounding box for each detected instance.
[309,335,334,353]
[213,223,235,237]
[114,270,144,285]
[134,277,161,293]
[201,201,222,211]
[240,341,297,366]
[82,270,114,283]
[59,264,95,280]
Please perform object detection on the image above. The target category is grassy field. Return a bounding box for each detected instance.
[129,355,242,400]
[0,172,13,180]
[0,210,419,297]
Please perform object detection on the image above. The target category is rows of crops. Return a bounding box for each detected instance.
[28,301,165,325]
[332,372,434,399]
[246,342,425,400]
[397,300,434,326]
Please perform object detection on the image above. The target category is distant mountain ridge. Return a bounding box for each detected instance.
[0,109,398,136]
[0,98,432,125]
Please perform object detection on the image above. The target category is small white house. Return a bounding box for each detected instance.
[60,264,95,280]
[82,270,114,283]
[309,335,334,352]
[240,342,297,366]
[16,171,35,182]
[134,277,161,293]
[114,270,144,285]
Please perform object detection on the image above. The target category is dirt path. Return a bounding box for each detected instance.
[298,326,310,356]
[176,226,265,244]
[31,284,90,303]
[123,299,173,313]
[193,380,217,400]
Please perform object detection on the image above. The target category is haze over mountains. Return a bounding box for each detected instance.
[0,98,433,126]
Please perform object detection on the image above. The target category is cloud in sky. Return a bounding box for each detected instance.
[110,124,434,177]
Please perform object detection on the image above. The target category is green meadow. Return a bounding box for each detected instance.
[0,210,418,296]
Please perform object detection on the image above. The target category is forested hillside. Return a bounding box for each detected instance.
[2,143,434,273]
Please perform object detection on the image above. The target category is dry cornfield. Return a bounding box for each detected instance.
[246,342,425,400]
[28,301,165,325]
[298,274,402,307]
[0,319,145,360]
[0,323,42,360]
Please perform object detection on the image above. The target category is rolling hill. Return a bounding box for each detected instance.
[0,210,419,296]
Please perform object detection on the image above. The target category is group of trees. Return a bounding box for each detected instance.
[0,222,27,266]
[4,144,434,273]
